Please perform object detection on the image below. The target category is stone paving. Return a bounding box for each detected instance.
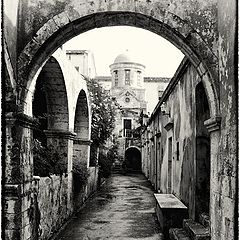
[57,173,164,240]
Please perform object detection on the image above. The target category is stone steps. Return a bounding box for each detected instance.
[169,228,191,240]
[183,219,210,240]
[169,219,210,240]
[199,213,210,228]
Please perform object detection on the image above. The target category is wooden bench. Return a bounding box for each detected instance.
[154,194,188,236]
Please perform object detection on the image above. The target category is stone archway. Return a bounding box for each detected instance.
[33,56,69,131]
[18,10,219,119]
[73,89,91,167]
[14,5,222,240]
[32,55,70,156]
[125,146,142,172]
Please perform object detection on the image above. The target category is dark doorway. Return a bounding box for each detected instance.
[125,147,142,172]
[195,82,210,220]
[168,137,173,193]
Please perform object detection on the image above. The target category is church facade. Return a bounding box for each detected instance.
[96,51,170,170]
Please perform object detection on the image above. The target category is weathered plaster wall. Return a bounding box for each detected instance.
[142,59,203,219]
[73,167,99,210]
[35,175,69,240]
[211,0,237,239]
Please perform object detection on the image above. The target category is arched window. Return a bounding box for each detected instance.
[125,69,130,85]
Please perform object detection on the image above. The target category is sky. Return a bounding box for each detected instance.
[63,26,184,77]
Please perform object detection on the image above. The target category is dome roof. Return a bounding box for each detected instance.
[114,51,141,64]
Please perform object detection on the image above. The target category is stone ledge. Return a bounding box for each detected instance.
[169,228,190,240]
[154,194,188,237]
[44,130,76,139]
[6,112,40,129]
[204,116,221,132]
[164,118,174,131]
[73,138,93,145]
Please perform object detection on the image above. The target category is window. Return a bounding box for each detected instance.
[125,69,130,85]
[137,71,141,86]
[114,70,118,86]
[125,97,130,103]
[68,54,71,60]
[123,119,132,137]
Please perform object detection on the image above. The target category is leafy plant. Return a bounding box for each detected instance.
[72,161,89,193]
[85,77,116,147]
[32,139,67,177]
[98,152,112,178]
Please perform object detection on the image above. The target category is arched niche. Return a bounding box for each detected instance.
[195,81,211,221]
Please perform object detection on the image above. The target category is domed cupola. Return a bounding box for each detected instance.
[110,50,145,88]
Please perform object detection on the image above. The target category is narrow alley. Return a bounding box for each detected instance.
[56,174,163,240]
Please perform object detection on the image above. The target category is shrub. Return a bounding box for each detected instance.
[98,152,112,178]
[72,161,89,193]
[32,139,67,177]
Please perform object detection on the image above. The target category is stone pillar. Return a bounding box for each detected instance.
[73,138,92,168]
[44,130,76,215]
[4,113,38,240]
[204,116,221,239]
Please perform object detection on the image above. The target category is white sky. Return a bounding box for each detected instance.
[63,26,184,77]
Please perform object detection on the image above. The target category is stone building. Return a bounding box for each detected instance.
[95,51,170,170]
[65,49,97,78]
[3,1,237,240]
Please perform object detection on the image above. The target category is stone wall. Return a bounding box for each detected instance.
[33,167,98,240]
[34,175,69,240]
[73,167,99,210]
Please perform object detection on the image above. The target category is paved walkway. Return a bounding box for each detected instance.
[57,173,164,240]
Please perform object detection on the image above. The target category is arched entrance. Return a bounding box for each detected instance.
[19,11,219,120]
[125,147,142,172]
[195,81,210,220]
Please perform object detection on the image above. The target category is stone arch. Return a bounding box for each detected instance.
[73,89,91,168]
[125,146,142,172]
[33,56,69,131]
[74,90,90,140]
[18,10,220,119]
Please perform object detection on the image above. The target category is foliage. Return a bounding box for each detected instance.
[85,77,116,146]
[98,142,120,178]
[89,143,98,167]
[98,152,112,178]
[107,141,119,162]
[32,139,67,177]
[72,161,89,192]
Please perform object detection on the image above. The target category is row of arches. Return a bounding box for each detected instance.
[32,53,91,177]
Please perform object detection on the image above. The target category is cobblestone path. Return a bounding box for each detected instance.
[57,173,164,240]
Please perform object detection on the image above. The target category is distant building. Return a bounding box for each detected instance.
[66,49,170,170]
[96,51,170,170]
[66,50,97,79]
